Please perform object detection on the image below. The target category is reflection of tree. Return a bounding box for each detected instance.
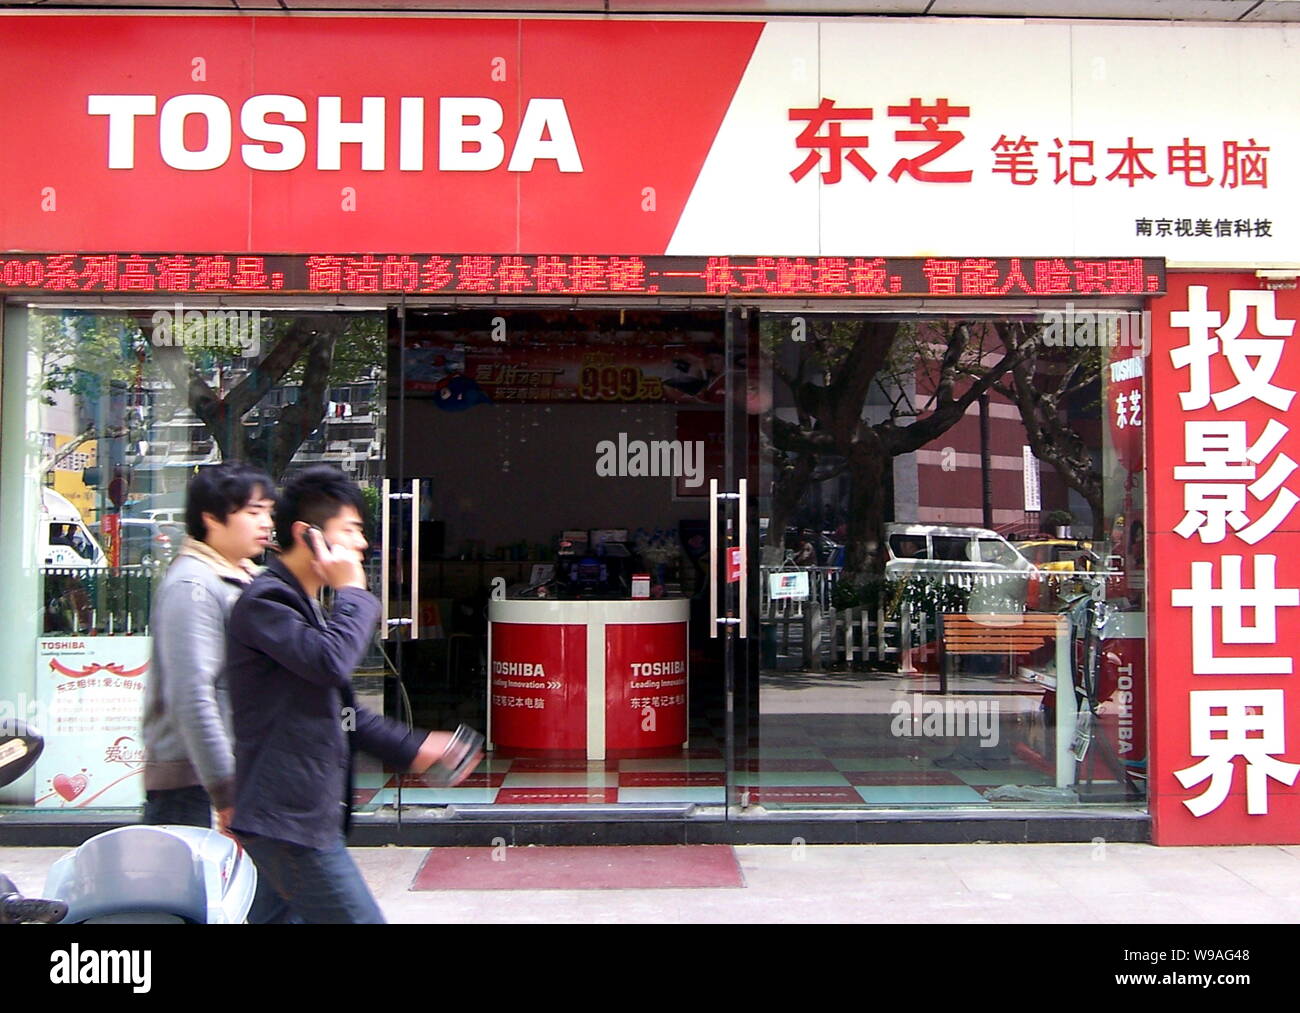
[766,318,1030,580]
[30,313,144,476]
[35,311,384,484]
[989,322,1104,538]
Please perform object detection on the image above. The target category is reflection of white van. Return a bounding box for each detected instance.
[141,507,185,525]
[40,489,106,567]
[884,523,1036,579]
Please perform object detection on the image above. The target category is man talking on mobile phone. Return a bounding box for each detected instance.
[226,465,481,924]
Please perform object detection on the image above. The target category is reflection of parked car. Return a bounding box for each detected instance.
[1018,539,1100,571]
[885,523,1036,578]
[141,508,186,525]
[1018,538,1126,599]
[91,519,183,566]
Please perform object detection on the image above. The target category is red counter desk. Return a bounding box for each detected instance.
[487,598,689,760]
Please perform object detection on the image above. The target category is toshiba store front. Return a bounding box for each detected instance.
[0,13,1295,847]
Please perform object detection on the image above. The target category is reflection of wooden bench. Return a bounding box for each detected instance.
[938,612,1070,692]
[938,611,1077,789]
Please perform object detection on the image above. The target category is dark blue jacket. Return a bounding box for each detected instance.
[226,556,423,849]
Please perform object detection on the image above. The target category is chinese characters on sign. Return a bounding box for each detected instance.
[1137,219,1273,239]
[787,98,1270,189]
[32,637,149,808]
[0,254,1166,299]
[1165,282,1300,821]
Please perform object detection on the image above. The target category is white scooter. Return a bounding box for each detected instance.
[0,721,257,924]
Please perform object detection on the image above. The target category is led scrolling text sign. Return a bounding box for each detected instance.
[0,254,1165,299]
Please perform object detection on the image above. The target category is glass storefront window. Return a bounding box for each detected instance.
[746,311,1147,810]
[0,305,387,813]
[0,299,1149,824]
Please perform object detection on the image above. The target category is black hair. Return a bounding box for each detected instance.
[185,461,275,541]
[273,465,368,550]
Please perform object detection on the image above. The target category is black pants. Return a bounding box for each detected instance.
[142,785,213,827]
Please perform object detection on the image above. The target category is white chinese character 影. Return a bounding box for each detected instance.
[1174,419,1299,544]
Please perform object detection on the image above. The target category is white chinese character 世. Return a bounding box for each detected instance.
[1169,286,1297,411]
[1173,419,1299,544]
[1170,554,1300,673]
[1174,689,1300,816]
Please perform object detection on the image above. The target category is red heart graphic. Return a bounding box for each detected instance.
[52,773,87,801]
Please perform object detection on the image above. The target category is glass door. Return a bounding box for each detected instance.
[385,305,736,814]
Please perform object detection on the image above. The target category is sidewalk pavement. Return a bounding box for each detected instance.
[3,843,1298,922]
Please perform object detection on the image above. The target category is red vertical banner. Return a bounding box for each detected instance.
[101,512,121,569]
[1149,274,1300,844]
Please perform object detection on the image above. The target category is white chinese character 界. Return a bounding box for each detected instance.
[1169,286,1297,411]
[1173,419,1299,544]
[1171,554,1300,673]
[1174,689,1300,816]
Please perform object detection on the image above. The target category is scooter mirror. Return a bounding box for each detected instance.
[0,721,44,789]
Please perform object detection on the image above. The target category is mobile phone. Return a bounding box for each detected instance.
[304,524,328,556]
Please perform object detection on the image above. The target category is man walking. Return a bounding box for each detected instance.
[226,465,480,924]
[141,461,274,830]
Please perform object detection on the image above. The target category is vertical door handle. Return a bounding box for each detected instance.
[381,477,392,640]
[709,479,719,639]
[738,477,748,640]
[409,478,420,638]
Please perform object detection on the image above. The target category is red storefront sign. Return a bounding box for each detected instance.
[1149,274,1300,845]
[1106,351,1145,475]
[604,622,688,752]
[488,622,585,753]
[0,17,763,255]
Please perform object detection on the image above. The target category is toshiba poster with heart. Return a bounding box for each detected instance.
[32,637,149,808]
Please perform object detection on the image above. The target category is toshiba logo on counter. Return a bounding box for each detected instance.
[86,94,583,173]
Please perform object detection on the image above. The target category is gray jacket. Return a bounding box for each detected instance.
[142,549,252,810]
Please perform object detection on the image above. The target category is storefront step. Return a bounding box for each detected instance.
[0,809,1149,847]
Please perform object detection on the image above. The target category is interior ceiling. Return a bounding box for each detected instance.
[0,0,1296,19]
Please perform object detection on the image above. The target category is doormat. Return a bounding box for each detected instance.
[411,845,745,891]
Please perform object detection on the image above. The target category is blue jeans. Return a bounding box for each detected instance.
[237,833,386,924]
[142,787,292,925]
